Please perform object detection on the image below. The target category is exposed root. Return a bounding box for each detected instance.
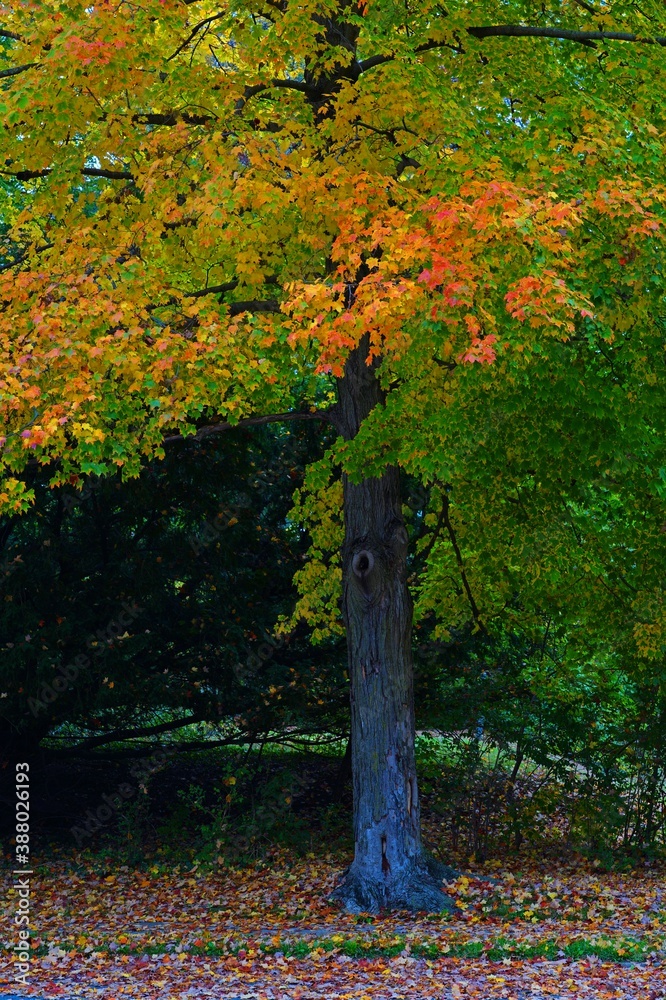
[329,851,460,915]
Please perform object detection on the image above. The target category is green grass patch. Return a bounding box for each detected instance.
[11,932,663,964]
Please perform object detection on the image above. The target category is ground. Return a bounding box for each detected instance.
[2,849,665,999]
[2,745,666,998]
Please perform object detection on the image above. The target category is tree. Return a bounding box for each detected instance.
[1,0,665,912]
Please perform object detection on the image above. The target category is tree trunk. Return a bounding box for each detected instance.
[329,339,457,913]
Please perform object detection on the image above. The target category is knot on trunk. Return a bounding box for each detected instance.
[352,549,374,579]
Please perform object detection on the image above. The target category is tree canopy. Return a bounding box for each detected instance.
[4,0,664,665]
[2,0,666,910]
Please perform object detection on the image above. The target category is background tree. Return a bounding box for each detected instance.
[0,420,348,761]
[1,0,665,911]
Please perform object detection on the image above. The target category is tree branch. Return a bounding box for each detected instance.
[185,276,277,299]
[168,11,227,61]
[52,726,347,759]
[466,24,666,46]
[0,168,48,181]
[145,285,280,315]
[162,410,332,446]
[228,298,280,316]
[359,23,666,73]
[0,28,23,41]
[0,241,53,273]
[132,110,216,126]
[1,166,134,182]
[418,498,448,566]
[187,280,239,299]
[0,62,37,79]
[431,357,457,371]
[358,37,463,73]
[63,714,204,752]
[440,491,487,633]
[236,78,319,112]
[247,79,317,96]
[22,412,330,472]
[82,167,135,180]
[144,280,240,312]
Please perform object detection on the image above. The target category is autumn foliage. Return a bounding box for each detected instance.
[2,0,666,936]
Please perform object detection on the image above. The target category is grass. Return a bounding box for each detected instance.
[12,933,661,964]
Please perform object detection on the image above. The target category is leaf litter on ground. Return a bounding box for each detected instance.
[2,848,666,998]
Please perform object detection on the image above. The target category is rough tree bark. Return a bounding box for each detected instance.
[329,338,457,913]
